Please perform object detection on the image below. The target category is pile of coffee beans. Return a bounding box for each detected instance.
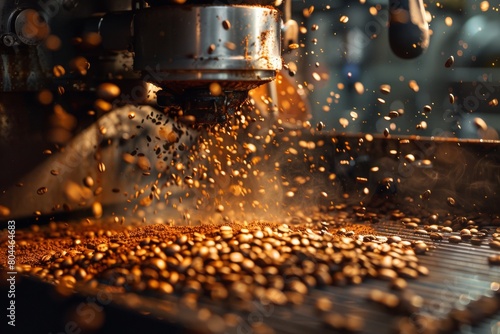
[9,217,431,303]
[2,208,500,333]
[399,214,500,250]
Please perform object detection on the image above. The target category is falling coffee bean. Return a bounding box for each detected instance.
[444,55,454,68]
[222,20,231,30]
[421,190,431,200]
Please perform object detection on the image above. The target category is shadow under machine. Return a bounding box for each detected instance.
[0,0,500,333]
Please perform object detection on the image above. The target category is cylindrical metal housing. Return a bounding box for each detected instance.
[133,5,282,87]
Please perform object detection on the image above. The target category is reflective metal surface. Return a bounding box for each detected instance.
[133,5,282,85]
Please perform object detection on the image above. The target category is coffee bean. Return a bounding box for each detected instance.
[470,237,482,246]
[265,288,287,305]
[388,236,402,243]
[380,84,391,95]
[229,252,244,263]
[315,270,333,286]
[415,229,428,235]
[445,55,454,68]
[490,240,500,250]
[52,65,65,77]
[398,267,418,279]
[149,258,166,271]
[421,190,431,200]
[83,176,94,188]
[315,297,333,313]
[428,214,439,224]
[278,224,290,233]
[387,110,399,119]
[344,314,364,332]
[460,230,472,241]
[159,282,174,294]
[96,243,108,252]
[205,43,217,55]
[92,252,104,262]
[76,268,87,280]
[288,280,308,295]
[59,275,76,289]
[41,254,52,262]
[406,222,418,229]
[460,229,471,236]
[323,313,345,330]
[429,232,443,241]
[404,154,415,163]
[390,277,407,290]
[488,255,500,265]
[414,242,427,254]
[222,20,231,30]
[378,268,398,281]
[97,82,120,100]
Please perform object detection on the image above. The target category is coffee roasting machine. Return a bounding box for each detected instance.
[0,0,431,217]
[0,0,499,333]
